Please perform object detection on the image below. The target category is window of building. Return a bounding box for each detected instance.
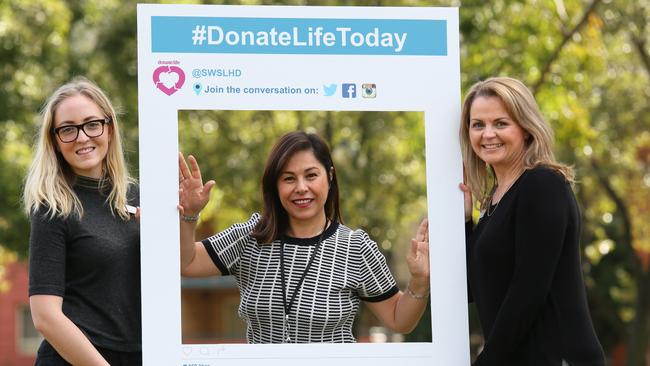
[17,305,42,355]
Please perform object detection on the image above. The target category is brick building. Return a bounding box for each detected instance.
[0,261,39,366]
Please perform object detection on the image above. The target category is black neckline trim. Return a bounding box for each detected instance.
[282,221,340,246]
[73,175,110,191]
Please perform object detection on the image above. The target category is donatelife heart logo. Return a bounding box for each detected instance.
[153,65,185,96]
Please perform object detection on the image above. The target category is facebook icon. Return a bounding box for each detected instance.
[342,83,357,98]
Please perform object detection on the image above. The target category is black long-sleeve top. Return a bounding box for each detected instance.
[466,167,605,365]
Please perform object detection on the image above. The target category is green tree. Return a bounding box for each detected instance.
[461,0,650,363]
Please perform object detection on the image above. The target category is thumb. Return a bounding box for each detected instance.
[459,183,473,221]
[203,180,216,195]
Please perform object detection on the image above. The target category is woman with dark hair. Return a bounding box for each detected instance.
[178,131,429,343]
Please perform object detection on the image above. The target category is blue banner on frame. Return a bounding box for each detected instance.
[151,16,447,56]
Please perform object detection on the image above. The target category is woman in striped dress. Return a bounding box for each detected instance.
[177,131,429,343]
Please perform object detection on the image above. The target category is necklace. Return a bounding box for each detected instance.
[280,219,328,343]
[486,169,526,217]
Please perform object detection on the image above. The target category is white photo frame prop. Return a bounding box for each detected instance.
[137,4,468,366]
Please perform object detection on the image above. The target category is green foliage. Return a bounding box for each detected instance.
[0,0,71,256]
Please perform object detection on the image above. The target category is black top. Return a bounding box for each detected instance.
[28,176,141,352]
[466,167,605,365]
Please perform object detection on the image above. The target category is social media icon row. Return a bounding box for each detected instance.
[322,83,376,98]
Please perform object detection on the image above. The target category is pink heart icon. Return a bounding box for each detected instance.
[153,66,185,96]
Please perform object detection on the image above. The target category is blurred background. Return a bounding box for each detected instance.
[178,110,427,344]
[0,0,648,365]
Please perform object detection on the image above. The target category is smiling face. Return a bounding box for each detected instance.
[277,149,331,235]
[469,96,528,175]
[53,94,112,179]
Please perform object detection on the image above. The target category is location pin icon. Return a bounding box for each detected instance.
[193,83,203,96]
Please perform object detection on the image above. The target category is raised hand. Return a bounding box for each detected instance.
[406,218,430,280]
[178,152,216,217]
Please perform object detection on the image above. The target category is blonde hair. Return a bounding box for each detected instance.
[23,77,134,220]
[459,76,574,209]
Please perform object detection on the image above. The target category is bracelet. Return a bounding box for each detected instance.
[405,286,430,300]
[180,213,200,223]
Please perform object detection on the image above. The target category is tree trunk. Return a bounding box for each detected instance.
[591,159,649,365]
[626,13,650,364]
[532,0,602,95]
[625,270,650,366]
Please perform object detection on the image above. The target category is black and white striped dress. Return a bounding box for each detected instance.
[201,213,398,343]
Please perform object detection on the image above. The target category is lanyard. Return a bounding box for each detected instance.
[280,220,328,343]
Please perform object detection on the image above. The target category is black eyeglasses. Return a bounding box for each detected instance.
[52,117,111,143]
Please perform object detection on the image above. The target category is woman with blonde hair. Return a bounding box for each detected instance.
[23,77,141,365]
[459,77,605,365]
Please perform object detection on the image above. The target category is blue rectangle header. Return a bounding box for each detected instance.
[151,16,447,56]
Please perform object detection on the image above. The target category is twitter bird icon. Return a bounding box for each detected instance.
[323,84,337,96]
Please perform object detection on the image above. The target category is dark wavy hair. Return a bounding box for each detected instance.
[251,131,342,243]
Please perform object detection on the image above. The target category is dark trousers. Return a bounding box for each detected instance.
[35,340,142,366]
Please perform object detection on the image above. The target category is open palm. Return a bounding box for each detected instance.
[406,218,429,279]
[178,153,215,217]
